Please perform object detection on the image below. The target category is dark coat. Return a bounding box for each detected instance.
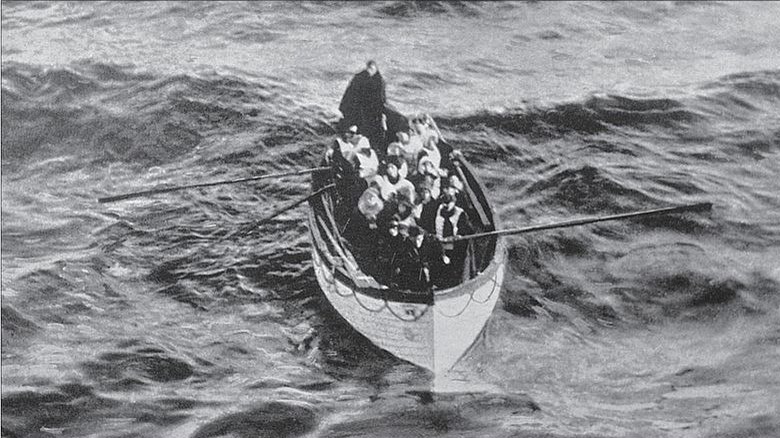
[417,200,439,234]
[435,205,475,288]
[389,235,443,291]
[339,70,387,148]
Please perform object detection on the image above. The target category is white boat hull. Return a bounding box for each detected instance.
[311,242,505,374]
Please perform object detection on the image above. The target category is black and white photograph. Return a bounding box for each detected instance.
[2,1,779,437]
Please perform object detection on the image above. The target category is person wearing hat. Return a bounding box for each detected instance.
[349,129,379,182]
[442,173,468,208]
[414,155,442,199]
[400,130,424,171]
[412,183,439,234]
[389,225,444,291]
[384,134,411,179]
[434,191,474,287]
[371,213,407,285]
[410,113,440,148]
[339,60,387,153]
[357,184,384,230]
[385,131,406,156]
[375,156,416,206]
[416,135,442,172]
[329,125,356,161]
[327,125,366,224]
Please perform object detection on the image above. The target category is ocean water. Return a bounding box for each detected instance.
[2,1,780,437]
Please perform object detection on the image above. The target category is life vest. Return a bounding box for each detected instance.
[358,186,384,220]
[352,147,379,180]
[376,174,415,204]
[412,121,438,148]
[403,135,424,162]
[385,143,410,178]
[332,137,354,158]
[435,205,464,240]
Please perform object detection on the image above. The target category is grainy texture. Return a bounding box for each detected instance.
[2,2,779,438]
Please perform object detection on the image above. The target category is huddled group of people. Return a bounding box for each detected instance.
[327,115,475,291]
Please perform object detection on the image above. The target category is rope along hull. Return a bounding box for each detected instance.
[311,230,505,374]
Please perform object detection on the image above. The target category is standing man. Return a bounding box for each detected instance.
[339,60,387,156]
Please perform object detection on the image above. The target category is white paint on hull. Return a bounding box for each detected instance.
[433,251,505,374]
[312,249,435,370]
[312,243,505,374]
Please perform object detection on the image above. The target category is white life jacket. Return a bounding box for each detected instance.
[435,205,464,239]
[417,148,441,175]
[376,175,415,204]
[331,137,355,161]
[344,135,370,161]
[403,135,424,162]
[352,148,379,180]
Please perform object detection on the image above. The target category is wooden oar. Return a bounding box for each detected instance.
[98,166,331,203]
[441,202,713,243]
[251,183,336,227]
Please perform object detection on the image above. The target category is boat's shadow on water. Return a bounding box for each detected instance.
[291,291,544,437]
[299,292,428,383]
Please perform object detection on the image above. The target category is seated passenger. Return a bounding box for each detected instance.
[389,131,422,173]
[434,191,474,287]
[424,113,443,142]
[412,185,438,234]
[411,113,440,148]
[395,200,416,234]
[357,185,384,230]
[412,156,442,199]
[443,173,468,207]
[374,156,416,206]
[448,173,465,192]
[350,136,379,182]
[390,225,443,291]
[338,125,370,159]
[372,215,406,283]
[386,131,405,156]
[329,125,358,161]
[384,135,410,179]
[416,136,442,171]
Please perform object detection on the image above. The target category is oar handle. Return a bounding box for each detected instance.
[98,166,331,203]
[441,202,713,243]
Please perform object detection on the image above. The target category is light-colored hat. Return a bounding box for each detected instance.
[417,155,437,175]
[386,142,402,156]
[358,187,384,219]
[347,125,358,134]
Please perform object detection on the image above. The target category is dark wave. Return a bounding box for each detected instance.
[0,62,295,168]
[81,345,194,391]
[1,383,116,437]
[525,165,656,214]
[1,381,204,435]
[376,1,482,18]
[191,401,319,438]
[503,237,780,326]
[710,70,780,101]
[398,71,467,91]
[440,70,779,147]
[441,94,700,140]
[1,305,39,348]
